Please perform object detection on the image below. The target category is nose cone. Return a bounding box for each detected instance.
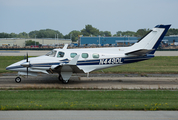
[6,60,26,71]
[6,64,16,70]
[6,65,11,70]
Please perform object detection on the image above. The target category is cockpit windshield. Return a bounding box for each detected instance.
[45,50,57,57]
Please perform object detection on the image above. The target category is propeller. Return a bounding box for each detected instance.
[21,53,29,78]
[26,52,28,78]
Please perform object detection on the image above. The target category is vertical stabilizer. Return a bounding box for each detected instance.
[129,25,171,54]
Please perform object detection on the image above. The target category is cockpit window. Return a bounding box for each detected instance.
[57,51,65,58]
[46,50,57,57]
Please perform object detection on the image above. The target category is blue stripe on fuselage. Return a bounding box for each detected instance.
[122,54,154,64]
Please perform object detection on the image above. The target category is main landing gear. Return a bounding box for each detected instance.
[58,74,69,84]
[14,74,69,84]
[15,77,21,83]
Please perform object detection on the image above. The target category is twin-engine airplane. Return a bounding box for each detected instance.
[6,24,171,83]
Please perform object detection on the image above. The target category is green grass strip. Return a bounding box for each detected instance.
[0,90,178,110]
[99,56,178,74]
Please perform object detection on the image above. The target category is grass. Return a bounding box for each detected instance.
[0,90,178,110]
[1,57,178,111]
[96,56,178,74]
[0,56,31,73]
[0,56,22,73]
[1,56,178,74]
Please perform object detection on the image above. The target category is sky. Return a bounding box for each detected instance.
[0,0,178,35]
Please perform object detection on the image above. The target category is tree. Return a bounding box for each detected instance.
[99,31,112,36]
[64,30,81,42]
[81,25,100,36]
[26,40,39,46]
[10,33,18,38]
[135,29,150,37]
[166,28,178,36]
[18,32,28,38]
[29,29,63,38]
[115,31,122,36]
[115,31,135,37]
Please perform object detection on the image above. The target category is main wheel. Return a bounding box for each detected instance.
[62,80,69,84]
[15,77,21,83]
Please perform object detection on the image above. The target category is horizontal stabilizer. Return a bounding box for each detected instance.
[125,49,155,56]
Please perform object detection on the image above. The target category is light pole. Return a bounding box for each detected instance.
[35,35,37,46]
[99,35,100,46]
[57,34,58,45]
[70,33,72,41]
[55,34,56,45]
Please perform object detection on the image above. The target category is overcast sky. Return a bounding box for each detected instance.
[0,0,177,35]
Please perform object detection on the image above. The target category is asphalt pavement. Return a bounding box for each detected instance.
[1,110,178,120]
[0,74,178,90]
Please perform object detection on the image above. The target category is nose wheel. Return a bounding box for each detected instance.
[15,77,21,83]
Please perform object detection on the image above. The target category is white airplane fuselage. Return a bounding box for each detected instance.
[6,47,153,73]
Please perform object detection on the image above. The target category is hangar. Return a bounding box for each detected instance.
[79,36,178,47]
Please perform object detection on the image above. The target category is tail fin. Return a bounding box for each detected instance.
[128,24,171,54]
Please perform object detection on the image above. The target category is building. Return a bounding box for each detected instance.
[79,36,138,46]
[162,35,178,45]
[79,36,178,47]
[0,38,72,47]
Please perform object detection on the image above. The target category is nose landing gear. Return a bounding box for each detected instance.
[15,77,21,83]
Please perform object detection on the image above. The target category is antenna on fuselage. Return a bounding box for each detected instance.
[63,44,68,49]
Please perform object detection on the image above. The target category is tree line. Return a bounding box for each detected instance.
[0,25,178,42]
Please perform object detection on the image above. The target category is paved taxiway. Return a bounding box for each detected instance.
[1,110,178,120]
[0,74,178,90]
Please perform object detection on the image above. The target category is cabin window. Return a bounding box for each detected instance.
[70,53,77,58]
[46,50,57,57]
[92,53,99,58]
[82,53,88,58]
[57,51,65,58]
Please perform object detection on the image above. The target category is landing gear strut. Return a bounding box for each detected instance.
[58,74,69,84]
[15,77,21,83]
[58,74,62,81]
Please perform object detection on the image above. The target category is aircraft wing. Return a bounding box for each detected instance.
[52,55,84,73]
[125,49,155,56]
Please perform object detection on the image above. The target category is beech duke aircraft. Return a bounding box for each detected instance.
[6,24,171,84]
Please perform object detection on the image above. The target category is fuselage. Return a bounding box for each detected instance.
[6,46,154,74]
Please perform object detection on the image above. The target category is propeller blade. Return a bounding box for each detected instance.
[26,52,29,78]
[27,67,28,78]
[27,52,28,62]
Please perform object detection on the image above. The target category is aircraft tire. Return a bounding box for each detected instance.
[62,80,69,84]
[15,77,21,83]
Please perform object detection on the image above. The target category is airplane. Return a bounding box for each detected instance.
[6,24,171,84]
